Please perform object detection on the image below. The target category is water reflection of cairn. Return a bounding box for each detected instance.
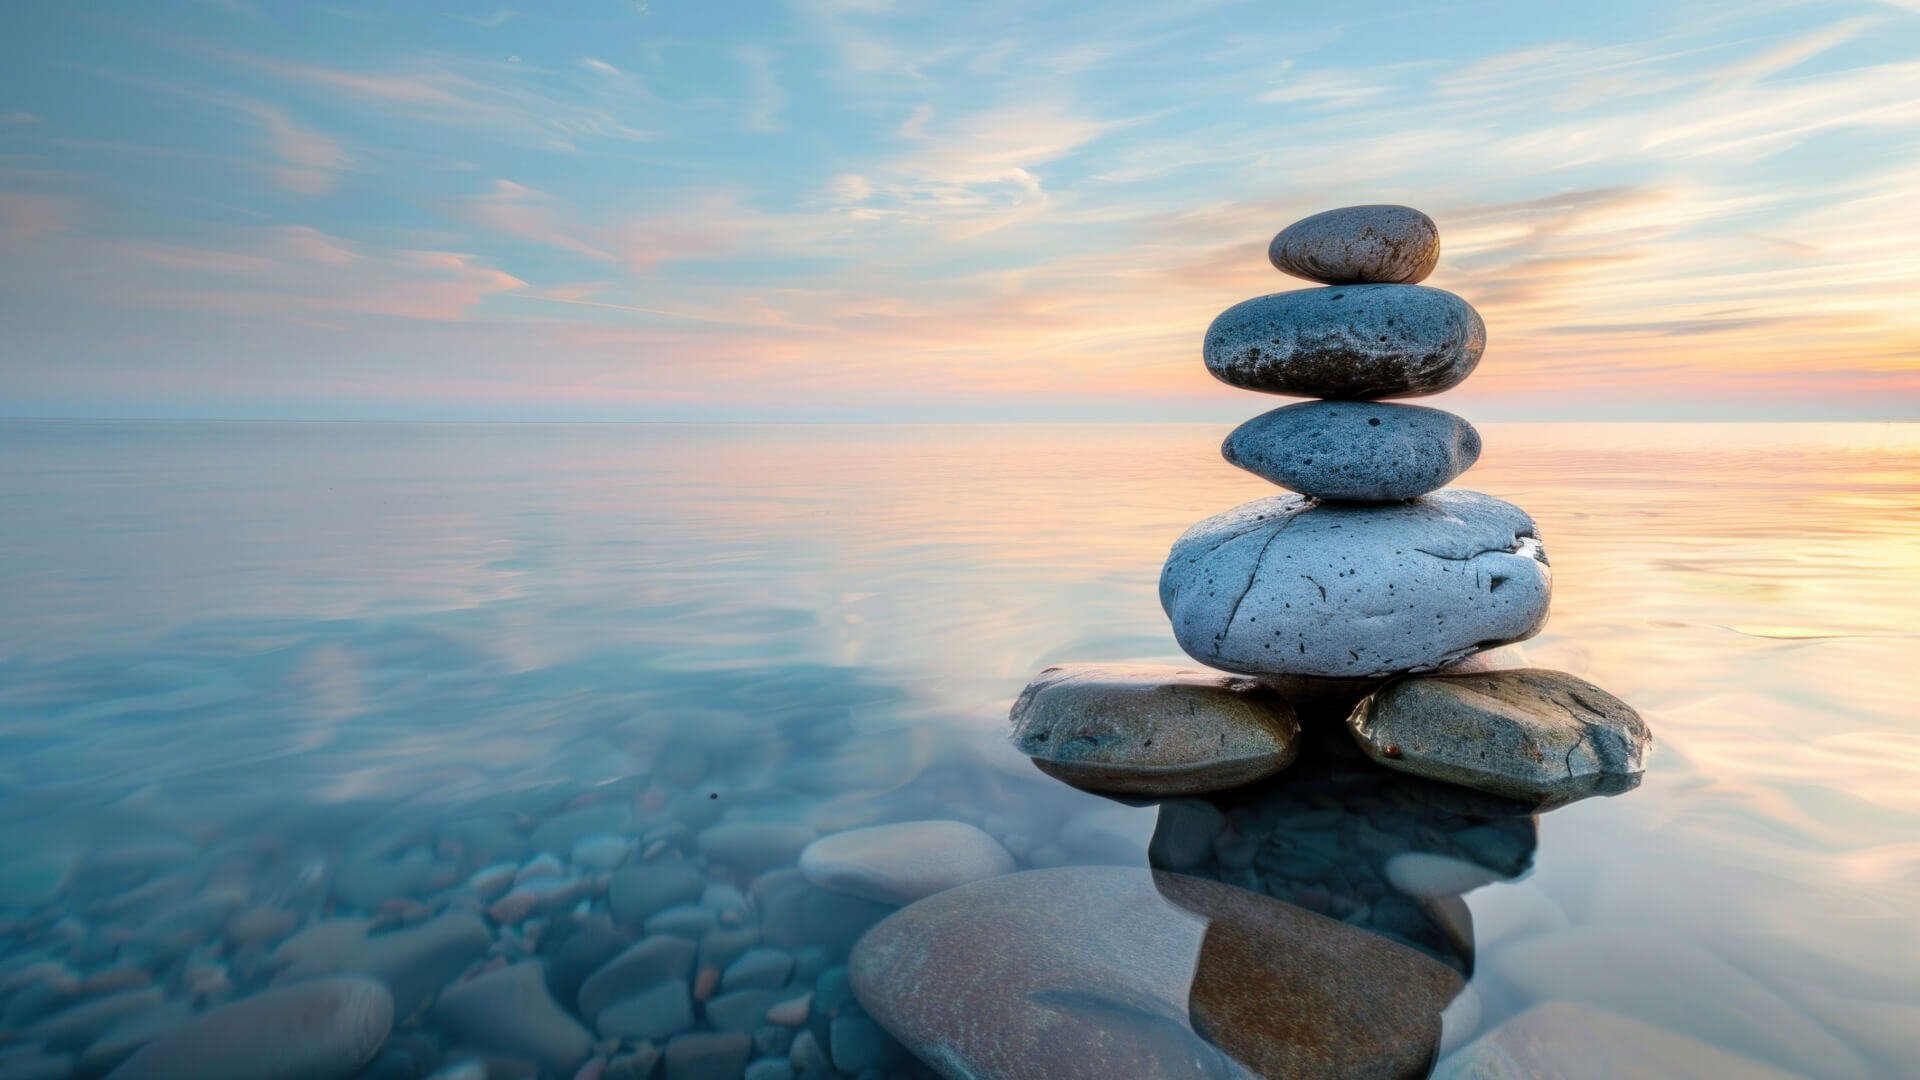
[1011,204,1652,809]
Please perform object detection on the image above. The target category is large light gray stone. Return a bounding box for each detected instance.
[1204,285,1485,400]
[1008,663,1301,796]
[850,866,1463,1079]
[1160,491,1550,678]
[1269,205,1440,285]
[1223,400,1480,502]
[799,821,1014,905]
[1351,669,1649,805]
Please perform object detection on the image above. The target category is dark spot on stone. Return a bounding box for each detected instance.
[1368,418,1381,426]
[709,792,719,799]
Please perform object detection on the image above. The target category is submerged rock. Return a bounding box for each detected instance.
[430,962,593,1075]
[106,976,392,1080]
[1204,285,1484,400]
[273,912,492,1017]
[1223,401,1480,502]
[1269,205,1441,285]
[1350,669,1649,805]
[1161,491,1550,679]
[1008,663,1301,796]
[1490,927,1868,1079]
[800,821,1014,905]
[1432,1000,1803,1080]
[850,866,1462,1079]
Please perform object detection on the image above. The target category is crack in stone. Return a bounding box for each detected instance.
[1216,515,1299,647]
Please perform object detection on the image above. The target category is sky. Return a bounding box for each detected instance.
[1,0,1917,422]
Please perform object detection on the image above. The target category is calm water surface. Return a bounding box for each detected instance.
[2,421,1917,1078]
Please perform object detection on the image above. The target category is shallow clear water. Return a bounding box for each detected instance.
[2,421,1917,1078]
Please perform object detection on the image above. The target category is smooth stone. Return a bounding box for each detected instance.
[705,988,787,1032]
[1385,853,1508,900]
[531,804,633,856]
[1224,400,1481,502]
[106,976,391,1080]
[645,905,717,939]
[27,986,166,1048]
[77,1000,196,1075]
[1204,284,1484,399]
[1351,669,1649,805]
[597,981,693,1041]
[1432,1000,1803,1080]
[546,918,631,1008]
[333,850,456,911]
[698,926,762,972]
[851,866,1461,1079]
[571,834,636,873]
[1161,491,1550,678]
[722,948,795,992]
[274,912,493,1018]
[430,963,593,1075]
[609,857,707,930]
[663,1032,751,1080]
[743,1059,794,1080]
[1491,926,1868,1079]
[827,1014,900,1072]
[1269,204,1440,285]
[605,1045,662,1080]
[578,936,698,1022]
[697,822,815,874]
[751,869,894,959]
[798,821,1014,905]
[1008,664,1302,796]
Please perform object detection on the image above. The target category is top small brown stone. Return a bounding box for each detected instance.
[1269,204,1440,285]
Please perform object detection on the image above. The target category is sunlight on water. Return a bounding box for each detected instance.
[1,420,1917,1076]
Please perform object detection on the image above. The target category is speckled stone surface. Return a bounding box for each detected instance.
[1269,205,1440,285]
[1224,400,1481,501]
[1431,1001,1804,1080]
[1204,285,1485,400]
[799,821,1015,905]
[850,866,1463,1080]
[1160,490,1550,679]
[1008,663,1302,796]
[104,977,392,1080]
[1349,669,1649,806]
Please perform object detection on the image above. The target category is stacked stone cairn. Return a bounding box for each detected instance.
[1012,204,1650,807]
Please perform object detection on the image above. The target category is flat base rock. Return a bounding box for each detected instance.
[1160,491,1550,679]
[1008,664,1301,796]
[1203,284,1484,400]
[1224,400,1480,502]
[799,821,1014,905]
[851,866,1463,1079]
[1349,669,1649,806]
[1269,205,1441,285]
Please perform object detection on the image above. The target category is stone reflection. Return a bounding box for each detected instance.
[850,866,1462,1080]
[1148,743,1538,974]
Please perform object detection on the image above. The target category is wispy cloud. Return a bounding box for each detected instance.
[733,47,788,133]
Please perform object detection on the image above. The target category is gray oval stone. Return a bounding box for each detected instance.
[1224,400,1481,501]
[106,977,392,1080]
[1269,205,1441,285]
[1204,285,1485,400]
[800,821,1015,905]
[1009,664,1301,796]
[1349,669,1649,806]
[1160,490,1550,678]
